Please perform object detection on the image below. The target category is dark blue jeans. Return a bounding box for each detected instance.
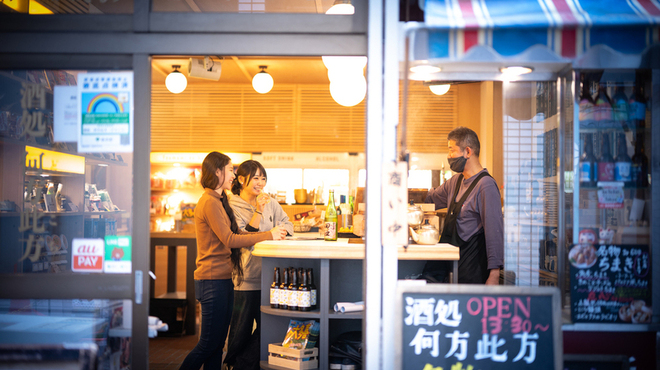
[179,279,234,370]
[224,290,261,370]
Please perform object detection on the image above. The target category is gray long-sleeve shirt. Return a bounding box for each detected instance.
[229,194,294,290]
[425,168,504,270]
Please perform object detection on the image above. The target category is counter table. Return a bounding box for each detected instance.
[252,235,459,370]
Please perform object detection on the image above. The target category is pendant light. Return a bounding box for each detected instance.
[252,65,274,94]
[326,0,354,14]
[165,65,187,94]
[429,84,450,96]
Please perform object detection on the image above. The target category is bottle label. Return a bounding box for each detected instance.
[579,162,592,182]
[279,290,288,306]
[298,291,311,308]
[270,288,279,305]
[615,162,631,182]
[595,101,612,121]
[579,100,594,121]
[289,290,299,307]
[598,162,615,181]
[311,289,317,306]
[614,101,628,121]
[630,101,646,120]
[325,221,337,240]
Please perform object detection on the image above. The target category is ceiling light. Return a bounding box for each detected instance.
[429,84,450,96]
[330,75,366,107]
[97,163,109,167]
[252,65,274,94]
[500,66,533,76]
[410,65,441,74]
[322,56,367,71]
[165,65,187,94]
[326,0,354,14]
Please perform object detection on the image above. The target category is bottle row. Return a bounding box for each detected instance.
[270,267,317,312]
[578,74,647,129]
[579,131,648,188]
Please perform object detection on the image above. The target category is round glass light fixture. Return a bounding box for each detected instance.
[252,65,274,94]
[165,65,187,94]
[322,56,367,71]
[429,84,450,96]
[330,75,366,107]
[326,0,354,14]
[410,65,441,74]
[500,66,533,76]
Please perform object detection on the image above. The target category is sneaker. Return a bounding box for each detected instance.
[341,358,357,370]
[329,357,342,370]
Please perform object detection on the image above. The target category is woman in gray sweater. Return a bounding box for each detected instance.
[225,160,293,370]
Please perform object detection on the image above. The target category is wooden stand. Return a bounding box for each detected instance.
[267,344,318,370]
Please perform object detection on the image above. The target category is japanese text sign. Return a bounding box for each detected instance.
[570,244,651,323]
[395,285,561,370]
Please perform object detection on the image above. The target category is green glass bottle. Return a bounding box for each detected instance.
[324,189,337,241]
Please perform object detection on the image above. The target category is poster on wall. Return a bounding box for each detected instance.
[569,243,651,323]
[77,72,133,153]
[395,285,562,370]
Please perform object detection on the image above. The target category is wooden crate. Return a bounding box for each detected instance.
[268,343,318,370]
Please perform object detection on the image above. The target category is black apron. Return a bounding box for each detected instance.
[423,172,490,284]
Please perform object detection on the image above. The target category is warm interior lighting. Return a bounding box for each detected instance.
[326,0,354,14]
[252,66,274,94]
[29,0,53,14]
[330,75,366,107]
[500,66,533,76]
[410,65,441,74]
[97,164,109,167]
[322,56,367,71]
[429,84,451,96]
[165,65,187,94]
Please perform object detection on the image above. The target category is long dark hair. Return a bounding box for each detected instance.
[231,160,268,195]
[200,152,244,280]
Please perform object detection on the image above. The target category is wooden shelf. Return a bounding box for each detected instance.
[261,306,320,319]
[328,311,362,320]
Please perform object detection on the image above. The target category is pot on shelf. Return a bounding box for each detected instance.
[294,189,308,204]
[409,219,440,245]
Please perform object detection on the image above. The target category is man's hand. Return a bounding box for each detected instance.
[485,268,500,285]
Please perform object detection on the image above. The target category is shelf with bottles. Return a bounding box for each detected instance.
[261,306,321,319]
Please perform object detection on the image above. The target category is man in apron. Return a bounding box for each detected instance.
[424,127,503,284]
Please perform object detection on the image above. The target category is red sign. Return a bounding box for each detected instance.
[72,238,105,272]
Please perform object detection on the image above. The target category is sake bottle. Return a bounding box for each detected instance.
[270,267,281,309]
[324,189,337,241]
[298,267,311,311]
[288,267,299,311]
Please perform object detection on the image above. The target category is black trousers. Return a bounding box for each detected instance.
[224,290,260,370]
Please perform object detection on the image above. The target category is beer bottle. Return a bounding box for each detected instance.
[597,133,614,181]
[288,267,299,311]
[614,133,632,185]
[298,267,311,311]
[279,267,289,310]
[270,267,281,309]
[631,133,649,188]
[307,268,317,310]
[579,134,597,187]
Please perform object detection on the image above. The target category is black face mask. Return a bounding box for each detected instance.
[447,155,467,173]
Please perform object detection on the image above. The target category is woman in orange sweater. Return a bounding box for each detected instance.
[179,152,287,370]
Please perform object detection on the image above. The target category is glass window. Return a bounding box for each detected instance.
[502,81,558,287]
[152,0,354,14]
[408,169,431,188]
[303,168,349,204]
[0,69,134,275]
[0,0,134,14]
[263,168,303,204]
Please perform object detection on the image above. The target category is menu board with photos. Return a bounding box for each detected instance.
[570,243,651,323]
[395,285,561,370]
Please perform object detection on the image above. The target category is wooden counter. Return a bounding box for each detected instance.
[253,237,459,261]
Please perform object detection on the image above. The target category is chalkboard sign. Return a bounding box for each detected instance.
[569,244,651,323]
[395,285,561,370]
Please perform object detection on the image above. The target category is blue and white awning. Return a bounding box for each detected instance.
[420,0,660,63]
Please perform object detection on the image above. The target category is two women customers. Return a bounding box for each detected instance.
[179,153,289,370]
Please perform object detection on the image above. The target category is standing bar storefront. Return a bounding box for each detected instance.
[398,0,659,368]
[0,2,375,369]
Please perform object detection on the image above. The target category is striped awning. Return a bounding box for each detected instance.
[422,0,660,61]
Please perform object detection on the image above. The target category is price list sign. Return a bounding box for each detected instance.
[570,243,651,324]
[395,285,561,370]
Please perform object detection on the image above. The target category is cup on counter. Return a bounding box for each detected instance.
[294,189,308,204]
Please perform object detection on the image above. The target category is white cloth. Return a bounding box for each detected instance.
[333,301,364,313]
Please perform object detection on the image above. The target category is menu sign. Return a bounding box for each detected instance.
[570,243,651,323]
[395,285,561,370]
